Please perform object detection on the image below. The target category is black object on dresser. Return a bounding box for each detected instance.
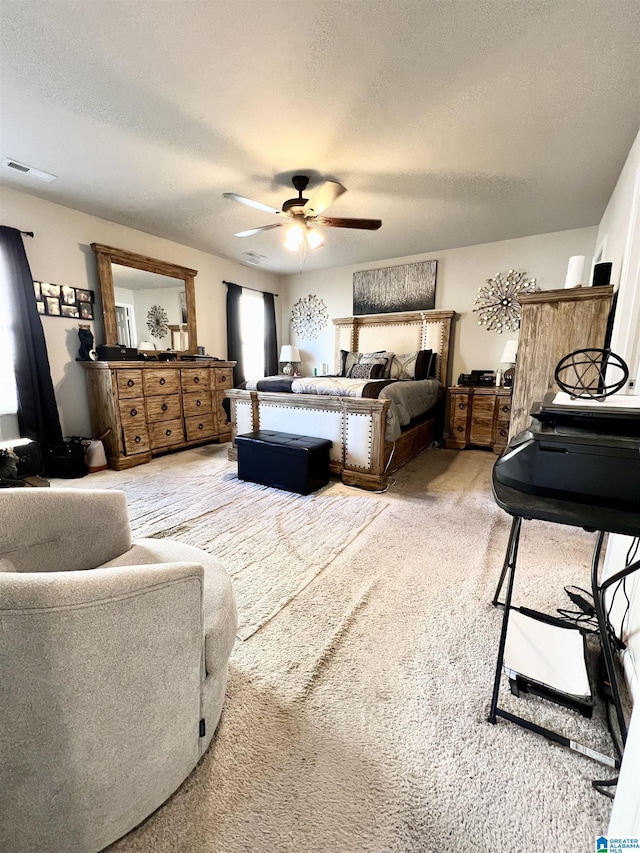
[236,431,332,495]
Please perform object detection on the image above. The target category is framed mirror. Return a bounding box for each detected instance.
[91,243,198,354]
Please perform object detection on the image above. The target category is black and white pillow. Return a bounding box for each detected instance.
[348,361,384,380]
[389,349,434,380]
[339,349,387,377]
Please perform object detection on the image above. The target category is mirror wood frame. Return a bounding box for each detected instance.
[91,243,198,353]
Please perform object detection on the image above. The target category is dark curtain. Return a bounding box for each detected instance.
[225,281,245,386]
[0,226,63,447]
[263,291,278,376]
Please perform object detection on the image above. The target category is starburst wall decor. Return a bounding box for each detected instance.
[146,304,169,338]
[290,294,329,340]
[472,270,538,333]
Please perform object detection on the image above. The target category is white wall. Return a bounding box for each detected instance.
[596,127,640,702]
[599,128,640,389]
[2,187,279,437]
[280,227,597,381]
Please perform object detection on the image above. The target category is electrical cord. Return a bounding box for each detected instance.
[592,777,618,800]
[591,537,639,796]
[554,583,624,793]
[556,585,599,633]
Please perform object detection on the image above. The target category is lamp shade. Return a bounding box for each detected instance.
[279,345,300,362]
[500,340,518,364]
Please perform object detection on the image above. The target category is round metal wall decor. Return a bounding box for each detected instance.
[473,270,538,333]
[555,349,629,401]
[146,304,169,338]
[290,294,329,340]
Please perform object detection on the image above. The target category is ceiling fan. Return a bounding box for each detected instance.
[223,175,381,251]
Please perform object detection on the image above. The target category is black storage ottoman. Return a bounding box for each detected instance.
[236,430,332,495]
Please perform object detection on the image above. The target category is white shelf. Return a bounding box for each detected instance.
[504,610,591,699]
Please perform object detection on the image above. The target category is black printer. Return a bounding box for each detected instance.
[494,392,640,512]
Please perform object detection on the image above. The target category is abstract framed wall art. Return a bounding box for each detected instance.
[353,259,437,316]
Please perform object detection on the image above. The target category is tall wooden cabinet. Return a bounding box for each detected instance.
[509,286,614,440]
[83,360,235,470]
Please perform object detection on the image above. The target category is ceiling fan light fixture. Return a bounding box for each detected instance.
[306,227,324,250]
[284,223,304,251]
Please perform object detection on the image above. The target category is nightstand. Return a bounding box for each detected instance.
[445,386,512,454]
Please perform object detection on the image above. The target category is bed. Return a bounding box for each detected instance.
[227,308,455,491]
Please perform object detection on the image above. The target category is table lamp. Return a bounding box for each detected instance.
[501,339,518,387]
[280,345,300,376]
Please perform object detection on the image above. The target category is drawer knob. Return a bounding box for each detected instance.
[456,425,464,433]
[501,405,509,413]
[134,435,141,444]
[458,402,465,409]
[221,374,227,382]
[194,376,200,384]
[159,377,166,385]
[196,399,202,407]
[127,379,134,387]
[198,422,204,430]
[165,429,172,437]
[130,408,137,417]
[499,428,507,437]
[161,403,168,412]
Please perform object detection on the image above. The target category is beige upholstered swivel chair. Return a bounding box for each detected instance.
[0,488,237,853]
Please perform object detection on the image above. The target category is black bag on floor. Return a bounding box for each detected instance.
[14,440,44,477]
[44,437,88,478]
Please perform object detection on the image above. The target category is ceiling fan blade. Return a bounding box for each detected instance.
[303,181,346,216]
[313,216,382,230]
[223,192,281,215]
[235,223,286,237]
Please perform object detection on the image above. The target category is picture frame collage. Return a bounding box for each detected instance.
[33,281,95,320]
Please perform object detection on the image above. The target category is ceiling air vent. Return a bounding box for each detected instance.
[243,251,267,266]
[2,158,57,183]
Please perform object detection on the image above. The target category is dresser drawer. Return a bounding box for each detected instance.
[183,391,212,418]
[181,368,211,393]
[495,423,510,444]
[450,420,468,442]
[122,424,150,454]
[116,370,144,399]
[185,414,216,442]
[149,419,185,450]
[214,368,233,390]
[145,394,182,423]
[496,399,512,420]
[119,396,146,425]
[143,369,180,396]
[451,394,469,416]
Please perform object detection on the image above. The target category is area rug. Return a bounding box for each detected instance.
[59,445,388,639]
[58,446,615,853]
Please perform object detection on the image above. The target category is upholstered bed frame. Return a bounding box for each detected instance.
[227,308,455,491]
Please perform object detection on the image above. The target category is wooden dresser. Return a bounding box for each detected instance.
[509,286,614,440]
[83,360,235,470]
[446,386,512,454]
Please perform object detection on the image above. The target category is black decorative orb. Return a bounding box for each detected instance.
[554,349,629,401]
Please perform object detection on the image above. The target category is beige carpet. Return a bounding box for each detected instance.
[58,444,613,852]
[72,457,387,638]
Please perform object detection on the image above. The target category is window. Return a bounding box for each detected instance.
[240,289,265,378]
[0,243,19,439]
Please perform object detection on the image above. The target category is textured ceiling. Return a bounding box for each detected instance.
[1,1,639,274]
